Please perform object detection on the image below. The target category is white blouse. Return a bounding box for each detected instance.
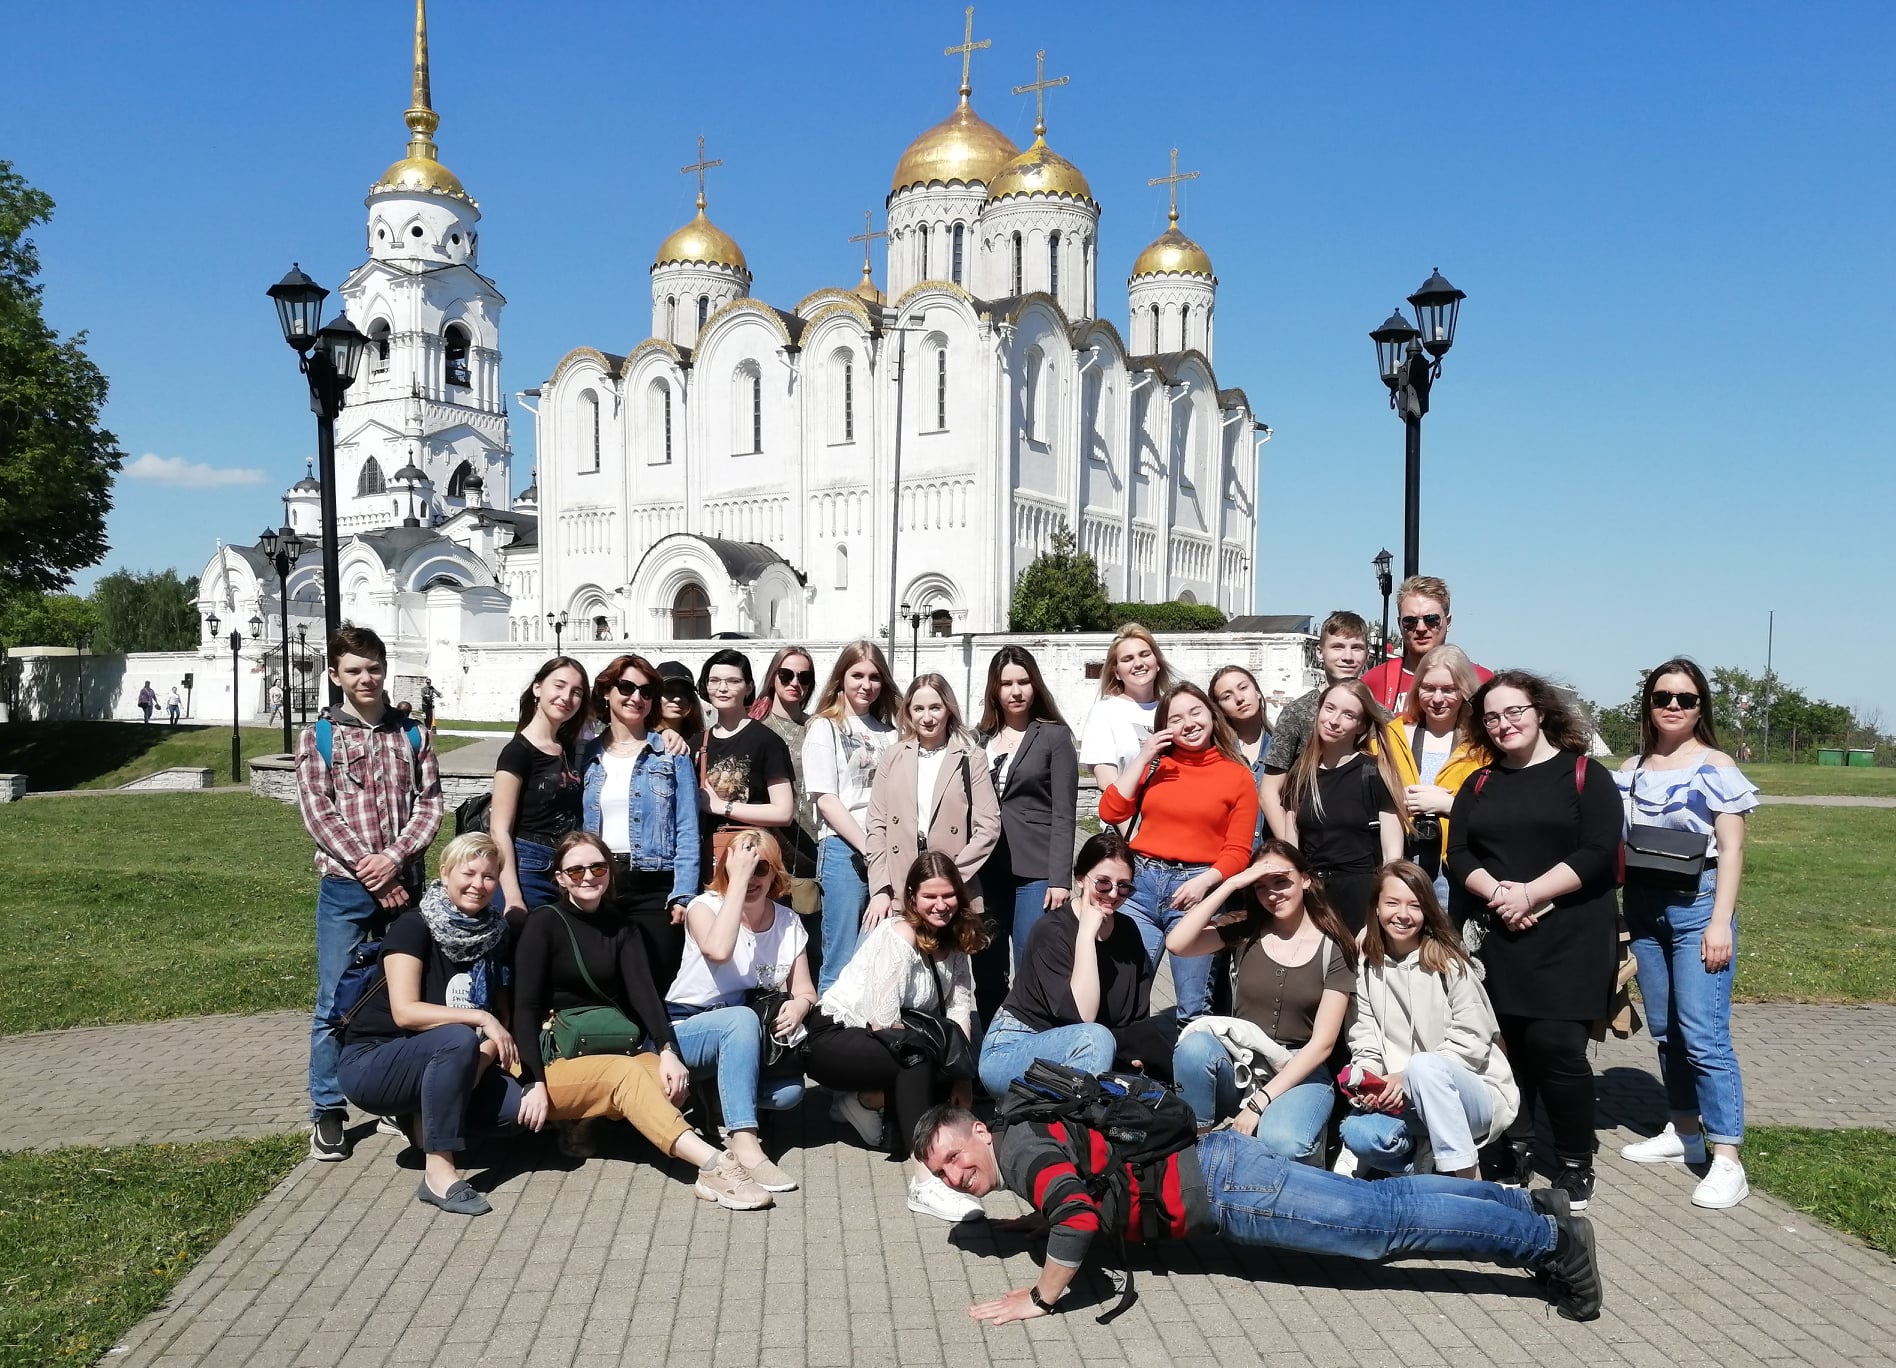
[818,918,976,1037]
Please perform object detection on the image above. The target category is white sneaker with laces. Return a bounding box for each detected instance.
[1620,1123,1707,1165]
[907,1173,984,1223]
[1692,1155,1749,1209]
[829,1091,884,1147]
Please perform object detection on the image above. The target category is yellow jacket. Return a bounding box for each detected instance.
[1377,723,1490,859]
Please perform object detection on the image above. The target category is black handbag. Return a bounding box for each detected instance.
[1623,764,1710,888]
[745,988,802,1068]
[867,960,977,1081]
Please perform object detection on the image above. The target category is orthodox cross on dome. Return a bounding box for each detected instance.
[1012,49,1070,138]
[680,135,723,211]
[1149,146,1200,226]
[945,7,991,97]
[848,210,886,275]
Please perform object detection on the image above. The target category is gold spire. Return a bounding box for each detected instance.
[986,49,1091,204]
[653,136,748,273]
[1133,148,1213,279]
[890,7,1018,194]
[946,7,990,97]
[371,0,473,204]
[849,211,887,303]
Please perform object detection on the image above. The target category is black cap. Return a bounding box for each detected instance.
[655,660,693,684]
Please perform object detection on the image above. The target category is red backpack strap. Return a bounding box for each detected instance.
[1472,765,1494,797]
[1573,753,1586,795]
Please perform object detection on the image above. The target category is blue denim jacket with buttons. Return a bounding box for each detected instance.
[580,737,700,907]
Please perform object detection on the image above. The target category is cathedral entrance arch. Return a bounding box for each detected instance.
[671,582,711,639]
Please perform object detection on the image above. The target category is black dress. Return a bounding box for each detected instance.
[1445,751,1621,1021]
[1295,752,1392,933]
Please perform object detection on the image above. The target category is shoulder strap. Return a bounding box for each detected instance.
[550,907,627,1014]
[403,720,424,755]
[1573,753,1587,796]
[315,717,333,766]
[1471,765,1493,797]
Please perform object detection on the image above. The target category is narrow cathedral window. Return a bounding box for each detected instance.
[935,348,949,431]
[1011,233,1023,295]
[919,224,930,279]
[444,324,471,388]
[369,320,391,374]
[1048,231,1061,299]
[661,384,673,463]
[667,296,677,337]
[357,457,386,497]
[580,390,601,473]
[951,224,964,285]
[698,296,710,331]
[1150,305,1161,351]
[841,357,855,442]
[1180,307,1190,352]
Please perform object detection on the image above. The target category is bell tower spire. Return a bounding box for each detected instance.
[404,0,439,162]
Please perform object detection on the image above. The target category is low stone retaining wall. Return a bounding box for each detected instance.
[0,774,26,803]
[249,755,490,810]
[121,767,215,791]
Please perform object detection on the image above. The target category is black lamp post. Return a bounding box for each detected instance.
[206,612,244,783]
[259,524,306,752]
[1372,548,1394,666]
[267,264,369,709]
[547,611,568,653]
[1371,268,1465,579]
[899,600,925,679]
[296,624,311,725]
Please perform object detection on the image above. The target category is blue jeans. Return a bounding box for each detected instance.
[1122,856,1216,1019]
[512,836,559,913]
[1624,869,1744,1145]
[1174,1030,1335,1163]
[973,872,1051,1024]
[816,837,870,994]
[668,1005,805,1132]
[311,876,388,1119]
[1339,1051,1495,1173]
[338,1026,521,1153]
[1196,1130,1556,1266]
[978,1011,1116,1098]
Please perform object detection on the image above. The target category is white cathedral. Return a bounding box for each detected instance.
[197,3,1262,664]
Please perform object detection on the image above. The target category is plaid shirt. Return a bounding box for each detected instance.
[295,711,444,884]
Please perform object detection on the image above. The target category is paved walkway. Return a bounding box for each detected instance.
[4,1004,1894,1367]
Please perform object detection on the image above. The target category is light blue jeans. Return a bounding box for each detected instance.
[977,1010,1116,1098]
[310,876,386,1119]
[667,1004,805,1132]
[1122,856,1216,1020]
[816,836,870,994]
[1623,868,1744,1145]
[1173,1029,1335,1164]
[1338,1051,1495,1174]
[1196,1130,1556,1266]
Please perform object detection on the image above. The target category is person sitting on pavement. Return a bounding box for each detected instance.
[335,834,520,1216]
[510,832,771,1211]
[913,1100,1602,1325]
[664,829,815,1195]
[803,850,986,1224]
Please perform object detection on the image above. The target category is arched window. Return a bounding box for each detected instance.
[929,608,953,638]
[356,457,386,497]
[935,345,949,431]
[446,459,475,497]
[671,582,711,639]
[918,223,931,279]
[648,380,673,464]
[697,295,710,331]
[834,543,849,590]
[830,350,854,443]
[443,324,471,387]
[666,296,677,338]
[578,389,600,473]
[1150,304,1161,352]
[1023,346,1044,440]
[1082,241,1093,316]
[733,363,763,454]
[1179,306,1190,352]
[592,615,611,641]
[368,319,391,374]
[1011,232,1023,295]
[951,223,965,285]
[1048,230,1061,299]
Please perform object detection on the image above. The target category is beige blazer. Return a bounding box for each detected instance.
[864,734,1001,905]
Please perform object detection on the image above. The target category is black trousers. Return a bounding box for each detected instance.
[802,1012,945,1160]
[1497,1013,1596,1162]
[613,863,685,995]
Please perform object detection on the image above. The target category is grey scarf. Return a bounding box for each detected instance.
[418,881,509,965]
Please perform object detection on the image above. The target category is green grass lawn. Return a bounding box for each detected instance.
[0,1135,303,1368]
[0,721,471,792]
[1744,761,1896,798]
[434,717,513,732]
[1733,806,1896,1002]
[1746,1126,1896,1257]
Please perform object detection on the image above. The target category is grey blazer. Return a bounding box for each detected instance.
[988,720,1079,885]
[864,734,1001,904]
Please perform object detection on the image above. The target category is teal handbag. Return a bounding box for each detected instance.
[540,910,644,1060]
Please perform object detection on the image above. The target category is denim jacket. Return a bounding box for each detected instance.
[580,738,701,906]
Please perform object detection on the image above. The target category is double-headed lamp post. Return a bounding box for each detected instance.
[547,612,569,653]
[296,624,311,725]
[266,264,370,709]
[205,612,250,783]
[258,524,306,753]
[1372,548,1394,666]
[1370,269,1466,579]
[898,601,925,679]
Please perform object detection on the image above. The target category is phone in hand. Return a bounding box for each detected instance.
[1337,1065,1386,1095]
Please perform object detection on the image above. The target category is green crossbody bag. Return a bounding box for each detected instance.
[540,910,644,1060]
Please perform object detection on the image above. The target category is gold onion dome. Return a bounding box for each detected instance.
[985,130,1093,204]
[1133,211,1214,279]
[371,1,473,205]
[654,194,749,273]
[891,93,1020,194]
[851,264,886,305]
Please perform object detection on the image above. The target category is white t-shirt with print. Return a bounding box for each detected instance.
[666,898,809,1009]
[1079,693,1159,773]
[802,711,896,841]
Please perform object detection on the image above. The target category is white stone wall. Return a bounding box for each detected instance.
[122,767,215,791]
[2,650,265,723]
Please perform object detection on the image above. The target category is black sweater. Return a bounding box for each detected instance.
[510,900,676,1084]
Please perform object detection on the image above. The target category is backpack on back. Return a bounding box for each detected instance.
[313,716,425,767]
[324,938,388,1035]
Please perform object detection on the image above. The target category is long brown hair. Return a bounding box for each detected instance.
[1209,665,1273,739]
[592,653,660,726]
[1361,860,1469,976]
[1237,839,1358,971]
[551,830,617,902]
[750,644,815,721]
[1284,680,1409,831]
[1637,657,1720,757]
[903,850,991,958]
[814,640,898,726]
[1158,682,1246,768]
[517,655,590,753]
[978,644,1068,735]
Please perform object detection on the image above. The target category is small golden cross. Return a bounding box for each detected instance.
[1012,49,1070,137]
[679,135,723,208]
[848,211,886,272]
[1148,147,1200,223]
[944,7,991,95]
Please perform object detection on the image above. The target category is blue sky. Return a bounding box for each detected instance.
[6,2,1891,720]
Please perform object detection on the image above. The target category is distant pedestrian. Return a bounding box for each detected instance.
[420,678,439,731]
[138,682,157,723]
[269,681,286,723]
[166,687,182,726]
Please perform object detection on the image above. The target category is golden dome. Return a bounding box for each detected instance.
[370,1,473,205]
[891,93,1020,194]
[373,151,471,202]
[851,263,886,305]
[654,195,750,273]
[984,133,1093,205]
[1132,212,1214,279]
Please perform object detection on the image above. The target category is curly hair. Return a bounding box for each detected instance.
[903,850,991,958]
[1464,670,1592,754]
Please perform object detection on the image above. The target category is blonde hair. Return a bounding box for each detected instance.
[814,640,899,726]
[1284,680,1410,832]
[707,829,793,900]
[439,832,501,876]
[1396,575,1451,616]
[1400,643,1483,728]
[1098,623,1178,699]
[901,673,968,743]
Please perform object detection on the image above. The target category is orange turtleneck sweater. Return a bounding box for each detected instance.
[1096,745,1259,878]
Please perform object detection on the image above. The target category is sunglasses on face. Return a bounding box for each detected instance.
[777,667,816,689]
[1089,877,1136,899]
[611,679,661,701]
[1481,704,1535,729]
[559,862,610,882]
[1400,613,1444,631]
[1650,690,1701,710]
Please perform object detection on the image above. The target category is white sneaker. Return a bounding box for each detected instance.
[907,1173,983,1223]
[1620,1123,1707,1165]
[1692,1155,1749,1209]
[829,1091,884,1147]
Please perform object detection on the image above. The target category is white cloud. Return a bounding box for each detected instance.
[124,453,268,488]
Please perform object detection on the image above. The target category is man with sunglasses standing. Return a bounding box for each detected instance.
[1363,576,1493,714]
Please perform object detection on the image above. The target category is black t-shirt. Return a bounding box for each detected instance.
[1296,753,1391,874]
[1001,906,1153,1033]
[497,734,582,842]
[510,900,676,1084]
[341,910,510,1045]
[700,719,794,834]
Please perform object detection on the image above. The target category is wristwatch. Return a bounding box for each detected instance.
[1028,1287,1062,1315]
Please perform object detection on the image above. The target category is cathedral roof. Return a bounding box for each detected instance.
[653,197,749,274]
[1132,214,1215,280]
[891,92,1020,194]
[352,525,453,570]
[369,1,475,207]
[985,132,1093,205]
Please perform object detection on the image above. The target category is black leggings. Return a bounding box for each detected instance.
[613,865,686,994]
[1496,1014,1595,1162]
[802,1012,946,1160]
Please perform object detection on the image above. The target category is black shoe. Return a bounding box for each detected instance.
[415,1178,492,1216]
[1536,1213,1603,1322]
[310,1112,348,1162]
[1549,1162,1595,1212]
[1529,1186,1571,1221]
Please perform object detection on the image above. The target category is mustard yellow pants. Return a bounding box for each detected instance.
[542,1053,694,1156]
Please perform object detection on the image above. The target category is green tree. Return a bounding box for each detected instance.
[0,161,123,604]
[91,568,201,653]
[1009,520,1112,632]
[0,591,100,647]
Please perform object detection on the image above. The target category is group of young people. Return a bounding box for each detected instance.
[294,576,1759,1324]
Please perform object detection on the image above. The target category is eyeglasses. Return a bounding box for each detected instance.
[1650,690,1701,710]
[1480,704,1535,729]
[611,679,661,701]
[777,667,816,689]
[1399,613,1444,631]
[558,862,610,881]
[1089,877,1136,899]
[1416,684,1460,698]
